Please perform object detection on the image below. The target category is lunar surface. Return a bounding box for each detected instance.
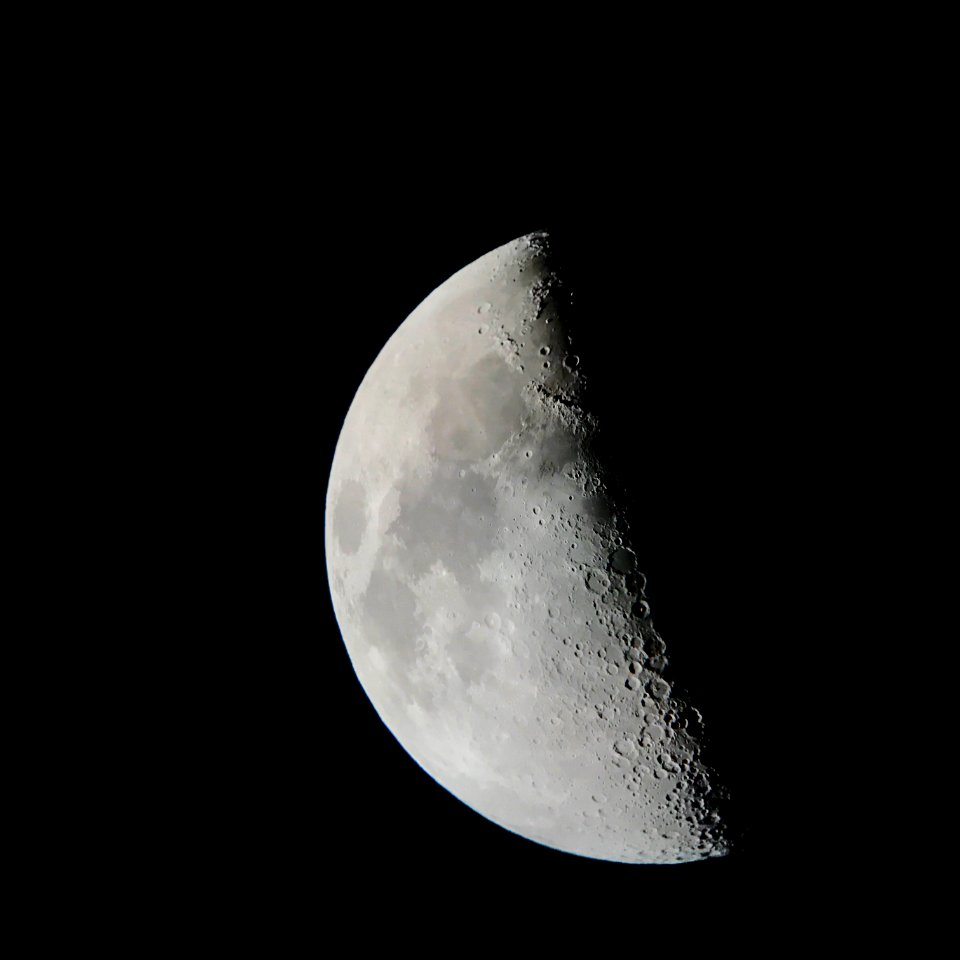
[325,232,732,863]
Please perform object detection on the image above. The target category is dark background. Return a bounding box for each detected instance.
[291,190,839,922]
[152,126,886,939]
[56,34,908,945]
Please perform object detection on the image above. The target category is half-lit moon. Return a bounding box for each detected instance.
[325,232,731,863]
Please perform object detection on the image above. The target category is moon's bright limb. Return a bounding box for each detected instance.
[325,232,732,864]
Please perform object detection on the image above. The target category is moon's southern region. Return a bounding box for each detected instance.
[325,232,732,864]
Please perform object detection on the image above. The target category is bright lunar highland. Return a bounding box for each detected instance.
[325,232,732,864]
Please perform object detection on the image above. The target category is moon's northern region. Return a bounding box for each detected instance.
[325,232,732,864]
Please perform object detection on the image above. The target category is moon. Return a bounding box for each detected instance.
[325,232,733,864]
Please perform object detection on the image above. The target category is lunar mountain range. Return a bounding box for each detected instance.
[325,232,733,864]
